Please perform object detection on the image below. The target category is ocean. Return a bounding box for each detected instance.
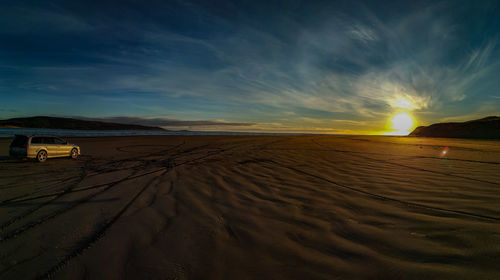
[0,128,307,138]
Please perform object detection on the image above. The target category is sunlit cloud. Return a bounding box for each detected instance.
[390,98,413,110]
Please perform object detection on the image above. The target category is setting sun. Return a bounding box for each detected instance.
[383,112,415,135]
[392,112,413,131]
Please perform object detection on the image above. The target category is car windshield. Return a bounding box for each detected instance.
[11,135,28,147]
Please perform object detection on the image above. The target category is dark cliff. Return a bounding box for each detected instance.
[409,116,500,139]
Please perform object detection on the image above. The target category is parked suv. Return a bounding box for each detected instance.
[9,135,81,162]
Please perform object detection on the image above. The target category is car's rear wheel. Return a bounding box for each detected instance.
[37,150,47,162]
[70,148,78,159]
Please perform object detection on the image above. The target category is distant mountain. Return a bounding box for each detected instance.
[409,116,500,139]
[0,116,166,131]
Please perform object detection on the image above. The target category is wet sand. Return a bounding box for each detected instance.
[0,135,499,279]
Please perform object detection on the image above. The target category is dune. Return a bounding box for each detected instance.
[0,135,499,279]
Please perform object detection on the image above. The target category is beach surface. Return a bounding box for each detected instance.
[0,135,499,279]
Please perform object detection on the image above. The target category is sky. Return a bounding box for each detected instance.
[1,0,499,134]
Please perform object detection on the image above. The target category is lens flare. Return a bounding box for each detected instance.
[440,147,450,157]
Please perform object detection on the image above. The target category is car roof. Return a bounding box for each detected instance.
[15,134,63,138]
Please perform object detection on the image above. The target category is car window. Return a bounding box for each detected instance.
[54,138,66,144]
[31,137,42,144]
[43,137,55,144]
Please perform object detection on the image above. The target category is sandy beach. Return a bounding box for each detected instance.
[0,135,499,279]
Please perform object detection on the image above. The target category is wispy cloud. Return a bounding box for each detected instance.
[0,4,90,34]
[349,24,378,43]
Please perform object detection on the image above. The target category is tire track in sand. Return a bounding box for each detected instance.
[0,142,190,236]
[310,139,500,186]
[36,139,266,279]
[258,158,500,222]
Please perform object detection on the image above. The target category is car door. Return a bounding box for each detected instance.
[29,137,43,157]
[54,137,70,156]
[42,137,58,157]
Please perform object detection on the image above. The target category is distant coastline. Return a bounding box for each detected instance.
[0,116,165,131]
[409,116,500,139]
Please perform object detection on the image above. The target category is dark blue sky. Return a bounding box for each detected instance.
[1,0,499,133]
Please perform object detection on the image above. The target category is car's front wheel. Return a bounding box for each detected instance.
[70,148,78,159]
[37,150,47,162]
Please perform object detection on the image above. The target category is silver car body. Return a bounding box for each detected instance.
[9,135,81,160]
